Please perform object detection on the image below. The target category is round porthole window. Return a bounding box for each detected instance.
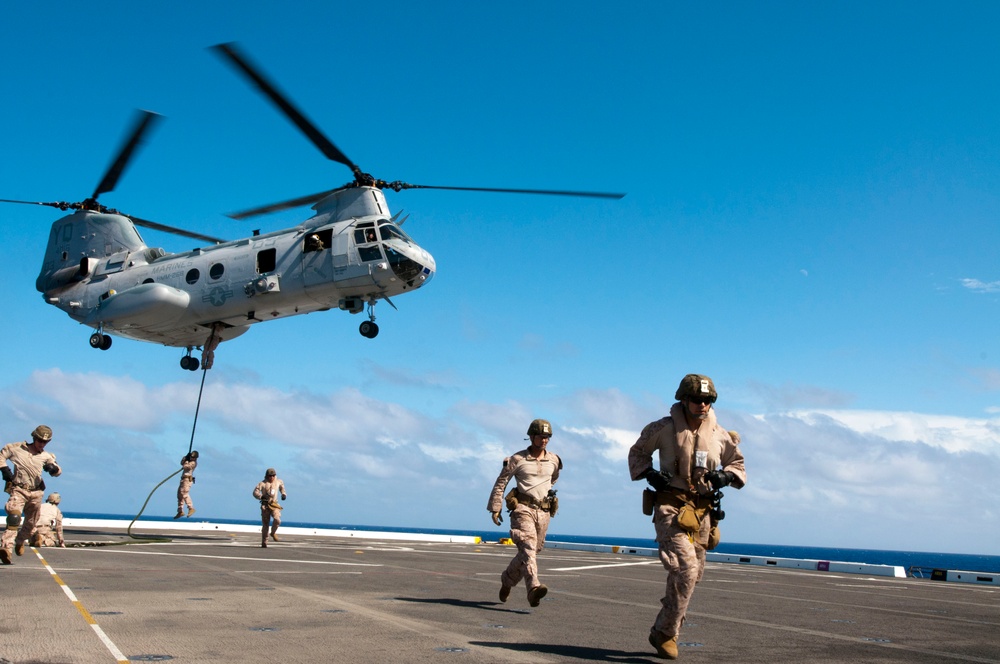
[186,269,200,284]
[210,263,225,280]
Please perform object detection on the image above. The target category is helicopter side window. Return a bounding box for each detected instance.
[210,263,225,280]
[304,229,333,253]
[257,248,276,273]
[186,269,200,285]
[354,229,378,245]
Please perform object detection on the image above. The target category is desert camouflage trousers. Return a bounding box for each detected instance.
[2,486,43,552]
[651,501,710,639]
[31,525,58,546]
[501,503,551,595]
[177,477,194,511]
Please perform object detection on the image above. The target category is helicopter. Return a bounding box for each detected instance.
[3,43,624,371]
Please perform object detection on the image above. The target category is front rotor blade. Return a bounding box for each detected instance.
[92,110,162,200]
[395,184,626,199]
[211,43,358,172]
[226,187,343,220]
[130,216,226,245]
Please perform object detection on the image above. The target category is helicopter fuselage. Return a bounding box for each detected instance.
[36,187,435,350]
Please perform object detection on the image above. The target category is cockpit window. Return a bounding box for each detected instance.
[378,223,411,244]
[358,245,383,262]
[354,228,378,244]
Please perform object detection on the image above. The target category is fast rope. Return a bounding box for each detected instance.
[128,364,210,539]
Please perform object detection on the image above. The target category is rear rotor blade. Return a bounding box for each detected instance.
[211,43,359,173]
[92,110,162,200]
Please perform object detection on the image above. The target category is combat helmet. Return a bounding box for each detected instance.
[526,419,553,437]
[47,493,61,505]
[675,374,717,402]
[31,425,53,442]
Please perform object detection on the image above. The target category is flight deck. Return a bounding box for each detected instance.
[2,522,997,663]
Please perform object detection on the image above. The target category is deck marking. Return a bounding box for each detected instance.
[101,549,383,566]
[551,560,660,571]
[35,548,129,663]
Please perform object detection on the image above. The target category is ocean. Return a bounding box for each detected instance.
[67,512,1000,575]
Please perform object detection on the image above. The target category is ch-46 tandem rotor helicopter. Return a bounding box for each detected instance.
[3,43,624,371]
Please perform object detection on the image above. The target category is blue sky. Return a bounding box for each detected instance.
[2,2,998,555]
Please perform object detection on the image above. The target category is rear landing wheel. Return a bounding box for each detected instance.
[90,333,112,350]
[180,356,200,371]
[359,321,379,338]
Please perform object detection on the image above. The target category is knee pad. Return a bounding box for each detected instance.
[6,511,22,528]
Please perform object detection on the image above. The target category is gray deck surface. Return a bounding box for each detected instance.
[1,525,998,663]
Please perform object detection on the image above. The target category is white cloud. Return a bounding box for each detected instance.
[961,278,1000,293]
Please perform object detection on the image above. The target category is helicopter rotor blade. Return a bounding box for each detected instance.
[91,110,162,202]
[0,199,79,211]
[386,183,626,199]
[211,43,360,174]
[226,187,344,220]
[129,215,226,245]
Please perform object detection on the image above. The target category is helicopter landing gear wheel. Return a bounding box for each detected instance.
[90,332,112,350]
[359,321,379,338]
[180,351,200,371]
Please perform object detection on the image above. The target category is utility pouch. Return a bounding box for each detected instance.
[677,503,702,534]
[544,495,559,517]
[707,525,721,550]
[504,489,519,511]
[642,489,655,516]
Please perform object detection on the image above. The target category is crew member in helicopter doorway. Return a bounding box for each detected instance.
[175,451,199,519]
[253,468,287,548]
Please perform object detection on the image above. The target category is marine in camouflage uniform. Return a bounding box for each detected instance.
[253,468,286,548]
[487,419,562,608]
[628,375,746,659]
[1,425,62,564]
[175,451,199,519]
[30,493,65,547]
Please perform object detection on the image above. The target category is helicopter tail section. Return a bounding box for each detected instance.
[37,210,147,294]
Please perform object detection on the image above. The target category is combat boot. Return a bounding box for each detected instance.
[527,584,548,607]
[0,548,11,565]
[261,540,267,548]
[499,584,511,603]
[173,511,183,519]
[648,631,679,659]
[15,540,25,556]
[270,531,279,542]
[186,508,196,517]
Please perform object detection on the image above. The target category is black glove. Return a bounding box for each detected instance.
[281,494,286,501]
[43,462,60,476]
[705,470,734,490]
[0,466,12,482]
[644,468,671,492]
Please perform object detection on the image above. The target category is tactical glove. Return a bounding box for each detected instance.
[0,466,12,482]
[43,462,60,476]
[491,511,503,526]
[281,494,287,501]
[644,468,671,492]
[706,470,734,489]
